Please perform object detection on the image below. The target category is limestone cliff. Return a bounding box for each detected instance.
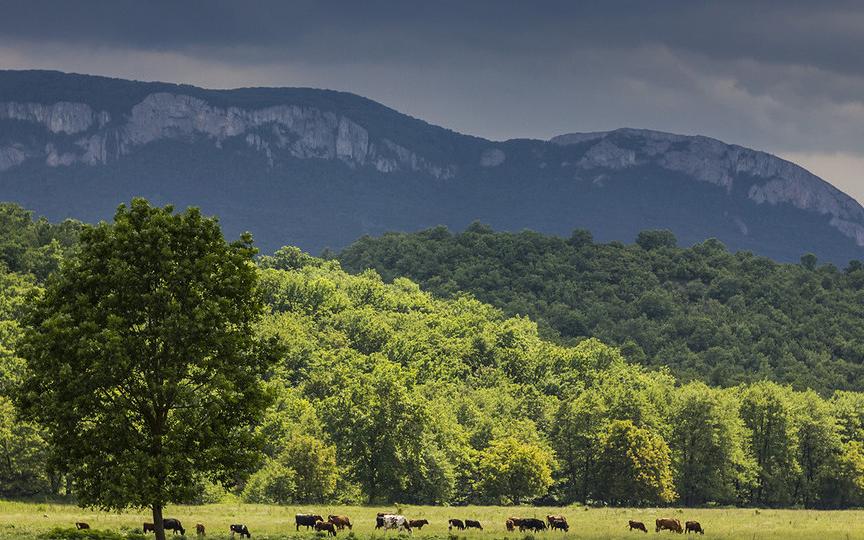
[0,92,455,179]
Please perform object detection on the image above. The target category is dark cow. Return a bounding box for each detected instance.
[163,519,185,536]
[328,516,352,531]
[143,523,156,534]
[75,523,90,530]
[230,524,251,538]
[409,520,429,530]
[549,520,568,532]
[448,519,465,531]
[628,520,648,533]
[196,524,205,536]
[464,520,482,531]
[546,515,565,527]
[315,522,337,537]
[296,515,324,531]
[685,522,704,535]
[656,519,683,534]
[519,519,547,532]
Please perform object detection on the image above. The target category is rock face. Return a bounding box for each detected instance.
[552,128,864,248]
[0,70,863,264]
[0,91,454,179]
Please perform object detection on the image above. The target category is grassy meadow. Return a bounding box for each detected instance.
[1,502,863,540]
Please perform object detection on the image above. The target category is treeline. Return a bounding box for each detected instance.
[0,204,81,496]
[338,224,864,393]
[2,206,864,509]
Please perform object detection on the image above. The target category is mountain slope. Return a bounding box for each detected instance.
[0,70,862,263]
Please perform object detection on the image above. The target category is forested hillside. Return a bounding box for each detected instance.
[3,204,864,509]
[338,225,864,392]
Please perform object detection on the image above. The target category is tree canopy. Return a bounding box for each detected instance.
[338,225,864,392]
[16,200,275,540]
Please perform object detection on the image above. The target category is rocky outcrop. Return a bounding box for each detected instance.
[0,92,455,179]
[0,145,27,171]
[553,128,864,246]
[480,148,506,167]
[0,101,108,134]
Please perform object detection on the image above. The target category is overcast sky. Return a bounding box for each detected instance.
[1,0,863,201]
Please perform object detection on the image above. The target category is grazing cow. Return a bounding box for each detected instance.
[546,516,565,527]
[196,524,205,536]
[315,522,337,537]
[296,515,324,531]
[655,519,683,534]
[380,515,411,533]
[685,522,704,535]
[519,519,547,532]
[628,520,648,533]
[328,516,352,531]
[230,524,251,539]
[448,519,465,531]
[163,519,185,536]
[75,523,90,530]
[409,520,428,530]
[143,523,156,534]
[549,520,568,532]
[464,520,482,531]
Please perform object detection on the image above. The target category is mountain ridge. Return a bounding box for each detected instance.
[0,70,862,264]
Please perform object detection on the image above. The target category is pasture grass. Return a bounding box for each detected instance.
[1,501,863,540]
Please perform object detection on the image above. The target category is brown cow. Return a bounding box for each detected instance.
[628,520,648,533]
[75,523,90,530]
[685,521,704,535]
[506,518,524,532]
[465,520,482,531]
[656,518,683,533]
[448,519,465,531]
[315,522,337,537]
[409,520,429,530]
[196,524,206,536]
[143,523,155,534]
[328,516,352,531]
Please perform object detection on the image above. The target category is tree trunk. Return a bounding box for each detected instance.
[153,504,166,540]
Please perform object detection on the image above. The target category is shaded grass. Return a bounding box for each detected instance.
[1,501,864,540]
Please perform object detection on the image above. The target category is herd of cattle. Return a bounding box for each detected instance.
[72,514,705,536]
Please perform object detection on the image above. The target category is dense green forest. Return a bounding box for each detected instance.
[338,225,864,393]
[3,204,864,509]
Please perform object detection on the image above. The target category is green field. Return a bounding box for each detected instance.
[1,502,863,540]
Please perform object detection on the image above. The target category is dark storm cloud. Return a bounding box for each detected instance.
[2,0,863,72]
[0,0,863,199]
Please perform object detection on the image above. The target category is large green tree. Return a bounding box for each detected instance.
[17,199,276,540]
[739,382,800,506]
[474,436,555,504]
[671,383,755,505]
[594,419,676,505]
